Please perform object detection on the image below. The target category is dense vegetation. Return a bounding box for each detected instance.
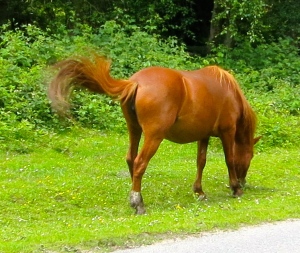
[1,0,300,46]
[0,20,299,152]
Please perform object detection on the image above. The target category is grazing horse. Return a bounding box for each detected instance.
[48,54,260,214]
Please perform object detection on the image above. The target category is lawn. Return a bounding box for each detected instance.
[0,129,299,252]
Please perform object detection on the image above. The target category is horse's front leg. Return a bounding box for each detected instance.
[130,137,162,214]
[221,131,243,197]
[193,138,209,200]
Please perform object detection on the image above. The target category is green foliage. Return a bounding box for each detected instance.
[212,0,268,44]
[246,86,300,148]
[220,39,299,87]
[2,0,300,47]
[91,21,193,74]
[0,24,65,146]
[0,22,299,152]
[71,93,126,132]
[1,0,203,45]
[112,0,201,43]
[263,0,300,41]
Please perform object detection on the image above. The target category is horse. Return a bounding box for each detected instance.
[48,54,260,214]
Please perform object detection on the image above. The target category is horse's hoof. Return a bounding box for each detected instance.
[130,191,146,215]
[197,193,207,201]
[135,206,146,215]
[233,188,243,198]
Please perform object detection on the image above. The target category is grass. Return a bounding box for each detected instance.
[0,128,299,252]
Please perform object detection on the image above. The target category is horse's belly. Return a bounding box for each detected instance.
[165,118,216,144]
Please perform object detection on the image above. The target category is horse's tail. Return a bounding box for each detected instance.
[48,54,138,115]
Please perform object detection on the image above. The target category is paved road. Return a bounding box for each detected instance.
[113,220,300,253]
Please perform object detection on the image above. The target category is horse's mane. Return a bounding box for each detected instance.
[205,66,257,140]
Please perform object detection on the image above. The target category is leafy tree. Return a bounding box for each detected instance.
[263,0,300,41]
[0,0,299,49]
[209,0,268,47]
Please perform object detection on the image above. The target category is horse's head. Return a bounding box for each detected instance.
[235,136,261,186]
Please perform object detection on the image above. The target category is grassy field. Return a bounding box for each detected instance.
[0,129,299,252]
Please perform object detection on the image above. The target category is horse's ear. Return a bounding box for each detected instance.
[254,136,262,145]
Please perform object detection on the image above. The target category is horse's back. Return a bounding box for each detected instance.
[130,66,183,92]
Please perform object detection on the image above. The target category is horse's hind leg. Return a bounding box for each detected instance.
[126,125,142,179]
[121,102,142,178]
[130,136,163,214]
[193,138,209,200]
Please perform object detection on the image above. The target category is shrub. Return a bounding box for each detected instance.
[244,81,300,149]
[208,38,299,88]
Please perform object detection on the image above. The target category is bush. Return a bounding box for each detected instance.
[207,38,299,88]
[245,83,300,149]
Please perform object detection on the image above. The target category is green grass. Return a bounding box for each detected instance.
[0,129,299,252]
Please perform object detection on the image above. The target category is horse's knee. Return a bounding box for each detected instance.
[130,191,146,214]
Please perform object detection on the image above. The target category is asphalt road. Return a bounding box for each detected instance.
[113,219,300,253]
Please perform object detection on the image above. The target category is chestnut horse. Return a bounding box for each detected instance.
[48,54,260,214]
